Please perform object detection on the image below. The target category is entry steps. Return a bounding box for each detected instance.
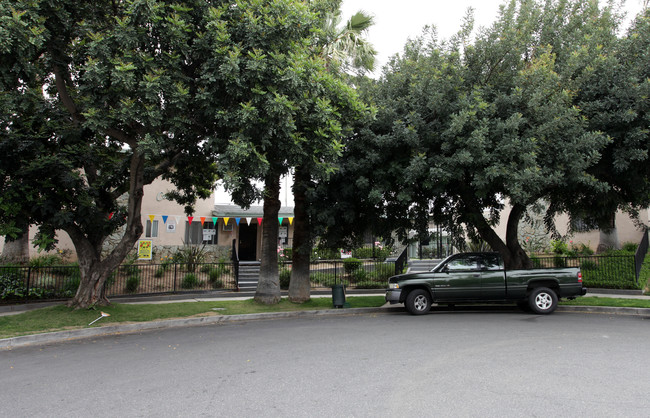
[238,261,260,291]
[407,259,442,273]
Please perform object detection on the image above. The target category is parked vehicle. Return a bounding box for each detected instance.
[386,252,587,315]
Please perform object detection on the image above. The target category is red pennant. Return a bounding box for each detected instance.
[256,217,263,225]
[108,212,114,219]
[188,216,194,224]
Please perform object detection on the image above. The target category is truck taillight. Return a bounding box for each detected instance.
[577,271,582,283]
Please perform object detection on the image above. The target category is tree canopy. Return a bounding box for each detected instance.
[312,0,649,268]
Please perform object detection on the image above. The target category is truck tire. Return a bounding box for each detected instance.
[528,287,558,314]
[405,289,431,315]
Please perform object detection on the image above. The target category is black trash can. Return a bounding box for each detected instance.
[332,284,346,308]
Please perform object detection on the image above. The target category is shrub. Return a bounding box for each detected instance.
[311,247,341,260]
[28,254,63,268]
[354,281,386,289]
[51,263,79,277]
[553,255,567,268]
[181,273,200,289]
[352,247,391,261]
[622,242,639,252]
[350,269,367,283]
[550,240,569,255]
[580,260,598,270]
[0,270,26,299]
[310,272,342,287]
[368,263,396,281]
[154,267,165,278]
[63,275,80,294]
[175,244,208,272]
[125,275,140,293]
[279,268,291,290]
[343,258,362,274]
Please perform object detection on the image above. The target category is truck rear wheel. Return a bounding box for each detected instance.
[528,287,558,314]
[405,289,431,315]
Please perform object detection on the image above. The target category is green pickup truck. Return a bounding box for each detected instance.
[386,252,587,315]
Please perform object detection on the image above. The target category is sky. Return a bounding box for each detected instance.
[340,0,647,77]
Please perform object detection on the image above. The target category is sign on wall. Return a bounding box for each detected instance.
[137,240,153,260]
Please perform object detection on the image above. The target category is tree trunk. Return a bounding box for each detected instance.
[503,204,532,269]
[2,222,29,263]
[289,166,311,303]
[597,213,619,252]
[67,150,147,309]
[465,199,531,270]
[255,174,282,305]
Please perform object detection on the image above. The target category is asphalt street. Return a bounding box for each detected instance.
[1,309,649,417]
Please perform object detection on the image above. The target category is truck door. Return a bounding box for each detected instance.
[433,254,482,300]
[480,253,506,299]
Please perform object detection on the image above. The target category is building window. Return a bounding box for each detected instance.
[146,220,159,238]
[185,221,218,245]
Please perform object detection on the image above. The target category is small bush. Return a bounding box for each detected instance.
[0,271,26,299]
[553,255,567,268]
[350,269,367,283]
[181,273,200,289]
[63,275,80,294]
[551,240,569,255]
[28,254,63,268]
[125,275,140,293]
[343,258,362,274]
[368,263,396,281]
[354,281,387,289]
[154,267,165,278]
[622,242,639,252]
[580,260,598,270]
[279,268,291,290]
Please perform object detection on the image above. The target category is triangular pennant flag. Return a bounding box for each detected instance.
[288,217,294,225]
[162,215,168,224]
[200,217,206,226]
[256,217,263,225]
[224,217,230,225]
[174,215,181,225]
[188,216,194,224]
[212,217,218,225]
[278,217,284,225]
[108,212,114,220]
[246,217,252,225]
[235,217,241,226]
[149,215,155,223]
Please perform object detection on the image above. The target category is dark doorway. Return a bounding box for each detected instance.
[238,223,258,261]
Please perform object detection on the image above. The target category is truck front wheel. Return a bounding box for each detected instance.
[405,289,432,315]
[528,287,558,314]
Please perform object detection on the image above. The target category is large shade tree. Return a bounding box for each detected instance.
[313,0,649,269]
[210,0,368,304]
[1,0,318,307]
[287,0,376,303]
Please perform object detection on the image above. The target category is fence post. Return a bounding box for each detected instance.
[173,262,177,293]
[26,266,31,297]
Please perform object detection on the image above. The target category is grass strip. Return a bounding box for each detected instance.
[0,296,386,339]
[560,296,650,309]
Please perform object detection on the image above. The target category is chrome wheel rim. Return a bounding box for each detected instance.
[414,294,428,311]
[535,292,552,310]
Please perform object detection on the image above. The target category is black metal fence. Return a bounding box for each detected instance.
[531,255,638,289]
[0,258,397,303]
[279,259,397,289]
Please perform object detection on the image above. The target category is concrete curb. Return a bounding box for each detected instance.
[0,307,386,350]
[2,304,649,350]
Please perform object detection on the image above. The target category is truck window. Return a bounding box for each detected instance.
[482,254,503,271]
[446,255,481,271]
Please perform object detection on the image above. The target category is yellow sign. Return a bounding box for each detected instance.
[137,240,153,260]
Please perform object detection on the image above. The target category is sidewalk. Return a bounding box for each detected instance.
[1,288,649,350]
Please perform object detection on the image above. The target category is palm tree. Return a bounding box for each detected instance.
[288,5,376,302]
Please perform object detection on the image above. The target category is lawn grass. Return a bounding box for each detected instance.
[0,296,386,339]
[560,296,650,309]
